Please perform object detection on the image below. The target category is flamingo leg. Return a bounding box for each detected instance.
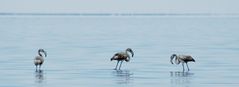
[35,65,38,72]
[114,61,119,70]
[186,63,190,71]
[39,65,42,70]
[119,61,123,70]
[182,63,185,72]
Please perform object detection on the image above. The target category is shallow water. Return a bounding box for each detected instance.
[0,15,239,87]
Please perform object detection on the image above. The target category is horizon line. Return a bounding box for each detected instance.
[0,12,239,17]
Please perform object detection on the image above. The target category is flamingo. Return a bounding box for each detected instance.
[34,49,47,71]
[170,54,195,71]
[110,48,134,70]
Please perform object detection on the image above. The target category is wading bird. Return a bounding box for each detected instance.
[34,49,47,71]
[110,48,134,70]
[170,54,195,71]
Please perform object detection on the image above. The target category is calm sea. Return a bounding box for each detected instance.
[0,15,239,87]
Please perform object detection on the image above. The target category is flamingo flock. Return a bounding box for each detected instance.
[33,48,195,72]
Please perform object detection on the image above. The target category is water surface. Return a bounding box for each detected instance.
[0,15,239,87]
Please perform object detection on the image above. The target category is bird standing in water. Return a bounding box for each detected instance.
[34,49,47,71]
[170,54,195,71]
[110,48,134,70]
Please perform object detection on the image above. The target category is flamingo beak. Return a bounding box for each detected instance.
[171,61,174,64]
[110,57,113,61]
[43,51,47,57]
[170,56,174,64]
[130,50,134,57]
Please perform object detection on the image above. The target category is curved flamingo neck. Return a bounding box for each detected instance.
[38,52,43,57]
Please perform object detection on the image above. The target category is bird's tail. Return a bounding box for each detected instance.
[110,55,118,61]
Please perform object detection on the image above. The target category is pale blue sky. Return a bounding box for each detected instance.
[0,0,239,13]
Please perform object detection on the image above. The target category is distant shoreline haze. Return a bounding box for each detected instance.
[0,12,238,16]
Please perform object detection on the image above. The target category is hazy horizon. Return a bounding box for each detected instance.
[1,0,239,14]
